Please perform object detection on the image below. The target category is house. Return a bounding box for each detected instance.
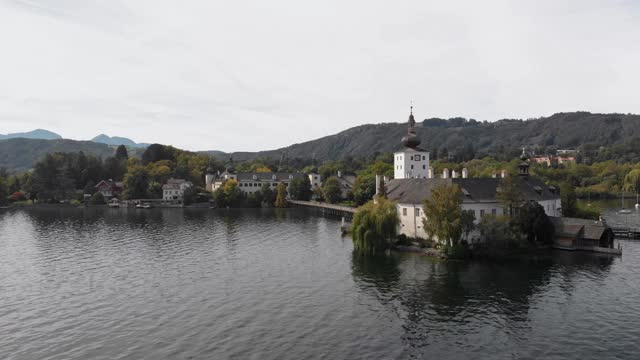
[95,179,123,199]
[162,178,193,201]
[550,217,615,251]
[335,171,356,199]
[381,108,562,239]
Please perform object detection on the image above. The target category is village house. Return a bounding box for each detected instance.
[94,179,123,199]
[381,108,562,239]
[162,178,193,201]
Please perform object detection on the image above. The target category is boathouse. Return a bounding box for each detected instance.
[551,217,615,252]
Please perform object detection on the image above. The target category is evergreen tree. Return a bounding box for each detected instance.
[115,145,129,160]
[288,176,312,201]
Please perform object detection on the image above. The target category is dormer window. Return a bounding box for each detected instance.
[272,174,277,180]
[253,175,257,180]
[289,175,293,180]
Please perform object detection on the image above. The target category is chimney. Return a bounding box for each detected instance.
[383,176,389,184]
[442,168,449,179]
[501,170,507,178]
[492,172,497,178]
[428,167,434,179]
[375,174,381,196]
[462,168,468,178]
[452,170,458,178]
[337,170,342,178]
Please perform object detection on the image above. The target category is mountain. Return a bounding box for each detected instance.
[204,112,640,163]
[0,129,62,140]
[91,134,149,148]
[0,138,115,170]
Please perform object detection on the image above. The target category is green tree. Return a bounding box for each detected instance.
[496,175,522,216]
[0,177,8,205]
[123,165,150,199]
[353,175,375,205]
[460,209,476,242]
[422,183,462,246]
[560,182,577,217]
[624,169,640,193]
[90,192,106,205]
[260,184,276,207]
[322,176,342,204]
[513,201,555,244]
[83,180,96,195]
[275,183,288,208]
[288,176,312,201]
[351,198,399,253]
[115,145,129,160]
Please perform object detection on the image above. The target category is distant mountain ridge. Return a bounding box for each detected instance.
[0,129,62,140]
[91,134,149,148]
[202,112,640,162]
[0,138,116,170]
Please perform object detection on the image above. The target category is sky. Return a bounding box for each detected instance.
[0,0,639,152]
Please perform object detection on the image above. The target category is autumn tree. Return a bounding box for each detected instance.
[275,183,288,208]
[422,183,463,246]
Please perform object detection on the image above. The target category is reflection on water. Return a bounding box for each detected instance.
[0,208,639,359]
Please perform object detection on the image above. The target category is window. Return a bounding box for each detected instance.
[423,156,426,160]
[415,208,420,217]
[410,155,413,160]
[480,209,485,217]
[402,208,407,216]
[411,165,414,169]
[491,209,496,215]
[422,165,426,169]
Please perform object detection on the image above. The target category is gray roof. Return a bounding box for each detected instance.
[223,172,305,182]
[550,217,610,240]
[386,176,560,204]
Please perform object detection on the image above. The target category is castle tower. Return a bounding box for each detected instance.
[205,161,216,192]
[518,147,530,177]
[394,106,430,179]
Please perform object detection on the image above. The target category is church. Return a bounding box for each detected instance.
[383,108,563,239]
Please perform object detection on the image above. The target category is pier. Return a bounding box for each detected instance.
[611,227,640,239]
[289,200,356,220]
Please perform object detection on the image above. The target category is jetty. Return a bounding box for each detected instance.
[289,200,356,220]
[611,226,640,239]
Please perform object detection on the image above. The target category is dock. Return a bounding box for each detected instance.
[611,227,640,239]
[289,200,356,220]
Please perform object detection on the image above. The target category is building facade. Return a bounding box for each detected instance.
[162,178,193,201]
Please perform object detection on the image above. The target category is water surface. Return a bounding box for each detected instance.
[1,208,639,359]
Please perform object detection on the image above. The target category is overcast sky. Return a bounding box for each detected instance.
[1,0,639,152]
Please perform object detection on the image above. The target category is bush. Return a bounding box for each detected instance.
[90,192,106,205]
[442,243,470,259]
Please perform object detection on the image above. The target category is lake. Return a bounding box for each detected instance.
[1,207,640,359]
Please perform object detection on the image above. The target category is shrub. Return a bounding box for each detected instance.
[90,192,106,205]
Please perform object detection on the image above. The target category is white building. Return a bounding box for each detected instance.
[394,107,430,179]
[210,168,307,195]
[162,178,193,201]
[383,109,562,239]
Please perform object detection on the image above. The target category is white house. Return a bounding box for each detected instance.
[394,107,430,179]
[162,178,193,201]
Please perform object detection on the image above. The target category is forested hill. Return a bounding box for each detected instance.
[206,112,640,163]
[0,138,116,170]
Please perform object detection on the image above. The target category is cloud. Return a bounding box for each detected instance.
[0,0,639,151]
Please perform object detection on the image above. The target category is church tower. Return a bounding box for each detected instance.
[394,106,430,179]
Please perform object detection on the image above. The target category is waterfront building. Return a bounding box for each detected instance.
[162,178,193,201]
[95,179,123,199]
[209,166,306,196]
[383,109,562,239]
